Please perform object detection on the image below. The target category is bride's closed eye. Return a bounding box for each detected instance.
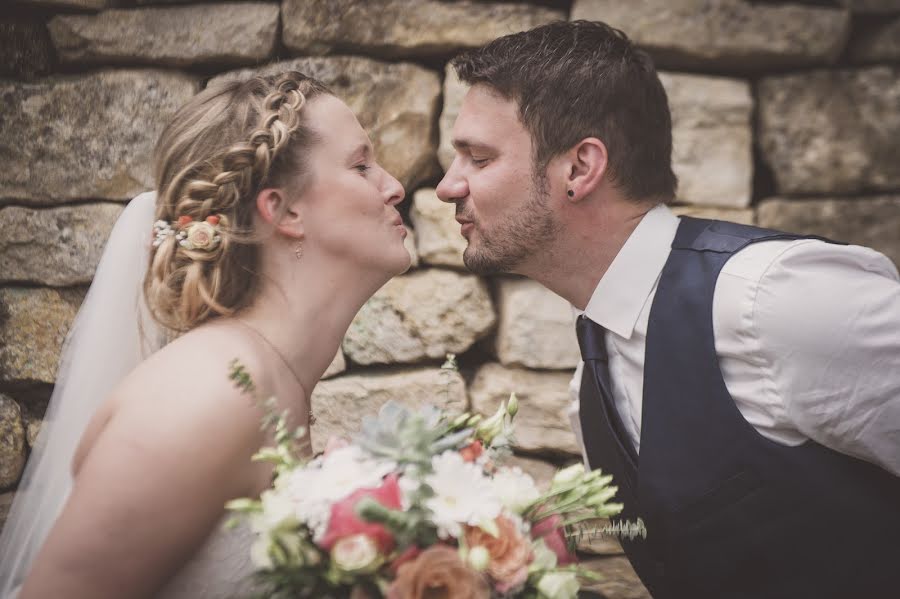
[354,163,371,175]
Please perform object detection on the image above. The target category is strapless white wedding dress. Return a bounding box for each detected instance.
[156,518,262,599]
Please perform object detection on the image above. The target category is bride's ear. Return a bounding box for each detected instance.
[256,188,305,240]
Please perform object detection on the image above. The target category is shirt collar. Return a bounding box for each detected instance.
[579,204,680,340]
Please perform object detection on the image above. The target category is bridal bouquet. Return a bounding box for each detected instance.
[227,362,625,599]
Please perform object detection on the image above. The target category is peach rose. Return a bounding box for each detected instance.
[387,545,489,599]
[464,515,534,593]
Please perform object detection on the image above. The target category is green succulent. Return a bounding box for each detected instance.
[353,401,473,469]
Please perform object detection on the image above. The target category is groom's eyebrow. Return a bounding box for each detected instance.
[451,138,493,152]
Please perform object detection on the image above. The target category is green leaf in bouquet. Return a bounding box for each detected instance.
[354,496,439,548]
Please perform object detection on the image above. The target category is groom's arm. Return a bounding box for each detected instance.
[749,240,900,476]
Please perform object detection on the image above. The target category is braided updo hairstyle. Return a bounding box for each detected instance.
[144,71,331,333]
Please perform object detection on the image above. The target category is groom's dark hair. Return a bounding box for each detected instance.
[451,20,677,203]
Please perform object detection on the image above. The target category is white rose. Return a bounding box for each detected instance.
[331,534,380,574]
[491,466,541,514]
[537,571,580,599]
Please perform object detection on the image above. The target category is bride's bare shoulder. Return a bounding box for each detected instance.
[133,324,272,400]
[74,324,272,476]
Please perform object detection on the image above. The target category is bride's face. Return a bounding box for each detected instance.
[299,95,410,275]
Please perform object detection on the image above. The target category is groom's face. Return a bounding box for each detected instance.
[436,85,558,275]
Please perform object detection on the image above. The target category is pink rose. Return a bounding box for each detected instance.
[320,474,402,553]
[464,515,533,594]
[387,545,490,599]
[531,514,577,566]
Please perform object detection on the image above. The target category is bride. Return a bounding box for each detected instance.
[0,71,410,598]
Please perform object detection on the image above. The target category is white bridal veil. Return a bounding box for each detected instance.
[0,191,164,596]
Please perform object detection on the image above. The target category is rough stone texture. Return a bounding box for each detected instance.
[403,227,420,270]
[0,203,124,286]
[283,0,564,58]
[757,196,900,266]
[309,367,467,454]
[343,269,495,366]
[672,205,755,226]
[49,4,279,68]
[0,394,26,490]
[0,19,54,80]
[17,0,110,9]
[135,0,224,4]
[838,0,900,13]
[758,67,900,195]
[26,414,43,449]
[409,188,466,268]
[438,63,466,172]
[470,363,579,457]
[322,349,346,380]
[661,73,753,208]
[0,287,85,385]
[211,57,440,192]
[571,0,850,71]
[0,492,14,531]
[849,16,900,63]
[503,454,561,492]
[581,556,651,599]
[495,278,580,370]
[0,70,199,205]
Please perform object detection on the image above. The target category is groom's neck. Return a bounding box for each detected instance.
[517,198,654,310]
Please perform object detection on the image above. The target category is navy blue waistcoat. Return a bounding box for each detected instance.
[578,217,900,598]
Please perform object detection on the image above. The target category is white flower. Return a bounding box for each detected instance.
[529,538,558,572]
[537,571,579,599]
[250,489,296,535]
[279,445,395,541]
[551,463,585,489]
[331,534,380,573]
[467,545,490,572]
[250,536,274,570]
[424,451,501,539]
[491,466,541,514]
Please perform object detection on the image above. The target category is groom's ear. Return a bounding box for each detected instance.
[564,137,608,202]
[256,188,305,239]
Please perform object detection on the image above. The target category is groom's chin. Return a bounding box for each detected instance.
[462,249,511,276]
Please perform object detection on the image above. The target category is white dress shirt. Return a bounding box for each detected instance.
[569,204,900,477]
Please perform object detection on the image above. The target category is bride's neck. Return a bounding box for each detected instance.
[233,252,389,394]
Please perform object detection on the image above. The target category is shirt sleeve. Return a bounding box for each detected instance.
[752,240,900,477]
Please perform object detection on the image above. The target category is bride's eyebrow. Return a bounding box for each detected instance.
[347,142,372,163]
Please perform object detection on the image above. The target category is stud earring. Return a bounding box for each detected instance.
[567,189,574,198]
[294,242,303,260]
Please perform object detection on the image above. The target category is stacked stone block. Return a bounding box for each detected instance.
[2,1,899,596]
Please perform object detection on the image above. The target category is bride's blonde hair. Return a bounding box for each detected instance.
[144,71,331,333]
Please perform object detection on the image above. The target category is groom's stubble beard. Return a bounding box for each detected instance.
[461,173,560,276]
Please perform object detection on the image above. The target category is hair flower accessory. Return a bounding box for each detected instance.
[175,215,223,251]
[152,219,174,248]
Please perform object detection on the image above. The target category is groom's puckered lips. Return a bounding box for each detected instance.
[454,205,474,226]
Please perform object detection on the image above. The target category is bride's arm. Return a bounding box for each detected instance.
[18,356,272,599]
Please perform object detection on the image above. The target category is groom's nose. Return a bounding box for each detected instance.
[436,157,469,204]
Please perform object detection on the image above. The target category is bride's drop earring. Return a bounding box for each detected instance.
[294,241,303,260]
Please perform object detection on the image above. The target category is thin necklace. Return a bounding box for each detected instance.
[235,319,316,425]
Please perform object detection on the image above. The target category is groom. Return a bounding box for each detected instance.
[436,20,900,599]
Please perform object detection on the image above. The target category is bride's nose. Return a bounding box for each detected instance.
[382,169,405,206]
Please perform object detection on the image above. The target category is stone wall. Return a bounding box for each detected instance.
[2,1,899,596]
